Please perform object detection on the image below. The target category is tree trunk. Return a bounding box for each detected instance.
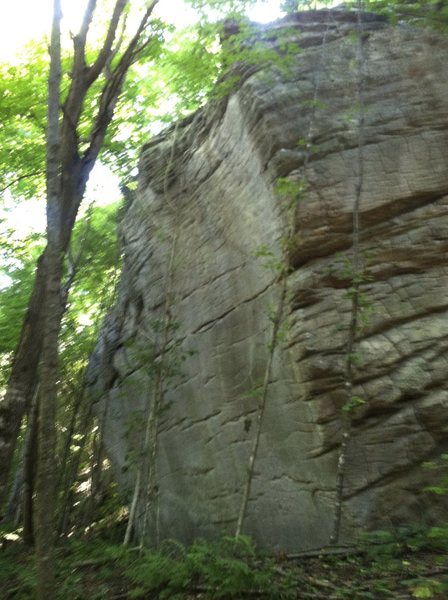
[4,461,24,525]
[56,384,87,535]
[23,392,39,546]
[35,1,62,596]
[0,255,46,506]
[330,0,365,545]
[35,247,64,599]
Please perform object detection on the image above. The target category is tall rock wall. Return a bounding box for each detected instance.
[88,10,448,550]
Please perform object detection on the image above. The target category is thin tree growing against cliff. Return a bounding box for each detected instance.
[139,130,184,548]
[330,0,367,545]
[123,123,184,547]
[0,0,161,509]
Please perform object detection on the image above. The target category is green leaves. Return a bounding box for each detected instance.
[0,232,43,357]
[423,454,448,497]
[253,244,287,275]
[59,202,121,375]
[365,0,448,31]
[402,578,443,598]
[124,535,276,599]
[0,202,121,394]
[186,0,259,16]
[0,43,48,200]
[342,395,366,414]
[275,176,307,205]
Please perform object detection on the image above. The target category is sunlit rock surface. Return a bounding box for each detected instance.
[88,9,448,550]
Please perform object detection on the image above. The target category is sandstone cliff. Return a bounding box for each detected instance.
[88,9,448,550]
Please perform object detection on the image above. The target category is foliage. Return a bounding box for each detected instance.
[0,536,37,599]
[0,2,280,195]
[0,233,43,355]
[60,202,121,363]
[364,0,448,30]
[2,526,448,599]
[0,533,297,599]
[280,1,333,10]
[0,44,48,199]
[182,536,281,599]
[424,454,448,496]
[342,394,366,414]
[0,202,121,541]
[187,0,259,15]
[0,202,121,392]
[359,526,448,598]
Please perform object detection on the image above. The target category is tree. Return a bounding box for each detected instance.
[0,0,162,594]
[0,0,161,508]
[34,1,63,593]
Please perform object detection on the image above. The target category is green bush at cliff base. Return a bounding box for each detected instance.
[126,535,297,599]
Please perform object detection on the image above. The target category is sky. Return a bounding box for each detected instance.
[0,0,285,243]
[0,0,285,61]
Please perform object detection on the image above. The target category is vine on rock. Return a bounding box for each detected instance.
[330,0,367,546]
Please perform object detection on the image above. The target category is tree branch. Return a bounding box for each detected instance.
[126,0,160,60]
[61,202,94,304]
[61,0,127,163]
[72,0,97,74]
[330,0,366,546]
[104,11,128,79]
[83,0,159,166]
[86,0,129,86]
[0,171,44,194]
[77,0,97,49]
[45,0,63,226]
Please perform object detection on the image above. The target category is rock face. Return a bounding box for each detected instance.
[88,10,448,550]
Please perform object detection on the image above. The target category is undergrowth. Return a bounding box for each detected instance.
[1,526,448,599]
[0,532,297,600]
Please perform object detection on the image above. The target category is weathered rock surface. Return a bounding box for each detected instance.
[88,10,448,550]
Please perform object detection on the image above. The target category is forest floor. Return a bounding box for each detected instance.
[1,526,448,599]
